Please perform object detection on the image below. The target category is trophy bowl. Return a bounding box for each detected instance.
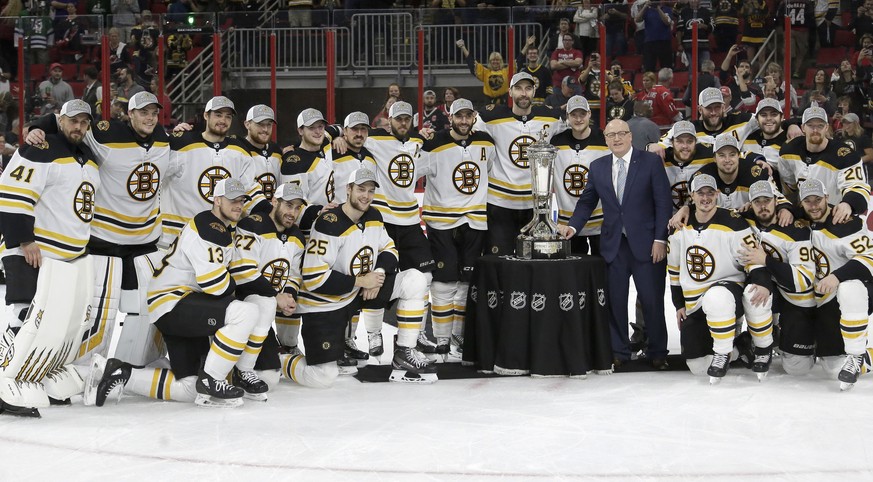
[516,133,570,260]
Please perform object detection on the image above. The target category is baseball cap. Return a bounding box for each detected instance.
[449,98,475,116]
[347,168,380,187]
[802,106,828,124]
[510,72,536,88]
[719,86,731,96]
[50,62,63,71]
[246,104,275,123]
[690,174,718,192]
[274,183,307,203]
[388,101,413,118]
[565,95,590,113]
[714,133,739,152]
[423,89,436,96]
[128,91,161,111]
[343,111,370,128]
[205,96,236,114]
[297,108,326,128]
[798,178,826,200]
[213,178,249,200]
[562,75,577,87]
[755,97,783,115]
[842,113,860,124]
[698,87,724,107]
[672,120,697,139]
[749,180,776,201]
[60,99,93,119]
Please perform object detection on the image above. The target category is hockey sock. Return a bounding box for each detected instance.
[361,308,384,334]
[275,314,301,348]
[203,301,257,380]
[452,282,469,338]
[126,368,196,402]
[280,354,338,388]
[236,295,277,372]
[347,314,359,341]
[430,281,456,339]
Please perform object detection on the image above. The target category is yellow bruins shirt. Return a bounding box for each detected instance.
[231,212,305,298]
[748,218,815,308]
[298,206,398,313]
[332,145,378,204]
[809,213,873,306]
[419,130,496,231]
[667,208,765,314]
[240,137,283,202]
[474,104,562,209]
[280,139,335,207]
[664,143,714,214]
[0,134,100,261]
[365,129,426,226]
[549,129,609,234]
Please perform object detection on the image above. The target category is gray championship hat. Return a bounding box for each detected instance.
[798,178,826,200]
[388,101,413,118]
[205,96,236,114]
[344,111,370,128]
[566,95,590,113]
[297,108,326,128]
[690,173,718,192]
[348,168,380,187]
[60,99,93,119]
[672,120,697,139]
[842,112,861,124]
[128,91,161,111]
[698,87,724,107]
[510,71,536,88]
[274,183,307,203]
[749,180,776,201]
[213,178,248,200]
[449,98,475,116]
[246,104,275,123]
[755,97,783,115]
[802,106,828,124]
[423,89,436,96]
[714,133,740,152]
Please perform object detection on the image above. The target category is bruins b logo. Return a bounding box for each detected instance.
[685,245,715,281]
[389,154,415,188]
[257,173,277,200]
[128,162,160,201]
[812,247,830,279]
[509,135,536,168]
[198,166,232,202]
[671,181,690,210]
[350,246,375,276]
[326,171,336,203]
[453,162,480,194]
[262,258,291,291]
[761,241,782,262]
[563,164,588,196]
[74,182,96,222]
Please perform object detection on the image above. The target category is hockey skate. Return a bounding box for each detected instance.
[344,337,369,361]
[752,346,773,381]
[195,370,244,408]
[708,353,730,385]
[416,332,439,354]
[85,354,133,407]
[838,354,864,391]
[337,353,358,375]
[280,345,303,357]
[232,367,269,402]
[390,346,438,384]
[368,332,384,358]
[435,337,451,361]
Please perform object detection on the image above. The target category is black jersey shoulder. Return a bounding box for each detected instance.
[19,133,96,165]
[312,205,356,237]
[193,210,233,247]
[281,144,324,175]
[812,213,865,237]
[694,207,752,232]
[237,213,277,236]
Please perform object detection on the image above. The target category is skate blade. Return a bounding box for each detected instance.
[338,366,358,376]
[756,372,768,382]
[83,354,107,407]
[709,376,722,385]
[389,370,438,384]
[195,394,244,408]
[840,381,856,392]
[243,392,268,402]
[0,401,41,418]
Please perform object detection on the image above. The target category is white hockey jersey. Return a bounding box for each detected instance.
[232,213,305,297]
[549,129,608,234]
[663,144,714,214]
[279,140,335,207]
[240,137,283,202]
[365,129,426,226]
[809,213,873,306]
[779,137,870,214]
[749,218,815,308]
[740,128,788,170]
[332,146,377,205]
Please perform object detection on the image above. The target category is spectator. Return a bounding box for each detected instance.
[55,12,85,62]
[712,0,740,54]
[50,0,77,31]
[287,0,315,27]
[549,17,582,54]
[763,62,798,113]
[683,59,720,107]
[37,63,74,114]
[386,82,402,101]
[14,2,54,68]
[814,0,838,48]
[111,95,129,121]
[719,46,762,112]
[116,65,145,99]
[545,75,581,111]
[635,0,673,73]
[851,33,873,80]
[107,27,133,74]
[629,0,646,56]
[149,76,173,127]
[413,89,450,131]
[168,0,191,24]
[582,74,602,126]
[800,69,837,115]
[636,68,682,127]
[457,38,508,104]
[573,0,599,57]
[81,66,101,115]
[740,0,770,67]
[852,0,873,48]
[112,0,140,41]
[371,96,396,130]
[601,0,629,59]
[832,62,864,114]
[627,100,661,150]
[777,0,814,79]
[677,0,712,66]
[549,33,583,89]
[516,35,552,105]
[438,86,459,116]
[838,112,873,181]
[606,78,634,122]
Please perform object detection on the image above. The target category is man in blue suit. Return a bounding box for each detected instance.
[557,119,672,369]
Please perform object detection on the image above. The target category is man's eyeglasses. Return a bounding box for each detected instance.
[604,131,631,139]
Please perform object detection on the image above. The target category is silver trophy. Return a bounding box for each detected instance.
[516,128,571,259]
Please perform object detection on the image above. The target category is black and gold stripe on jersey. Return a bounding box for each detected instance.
[92,205,160,237]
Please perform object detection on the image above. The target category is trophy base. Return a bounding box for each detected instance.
[516,237,571,260]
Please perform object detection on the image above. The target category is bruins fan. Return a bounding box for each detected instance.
[162,96,269,245]
[738,98,788,187]
[550,95,608,255]
[778,106,870,223]
[661,121,713,214]
[667,174,774,384]
[280,108,335,207]
[0,100,99,332]
[473,72,562,255]
[738,181,816,379]
[85,179,278,408]
[799,179,873,391]
[292,169,436,385]
[234,183,306,390]
[240,105,283,202]
[418,98,496,358]
[331,112,377,204]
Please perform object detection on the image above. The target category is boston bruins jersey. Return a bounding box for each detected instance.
[240,137,282,201]
[147,211,241,322]
[231,212,305,298]
[332,146,377,204]
[297,206,398,313]
[473,104,562,209]
[418,130,496,231]
[550,129,609,234]
[667,208,764,314]
[748,219,815,308]
[809,213,873,306]
[693,155,783,210]
[162,132,266,242]
[365,129,426,226]
[664,143,714,213]
[659,116,751,149]
[0,134,100,261]
[778,137,869,214]
[280,140,335,207]
[740,128,787,170]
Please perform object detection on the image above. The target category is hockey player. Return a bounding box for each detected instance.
[667,174,775,383]
[291,168,436,385]
[662,121,714,214]
[738,98,788,173]
[798,178,873,390]
[550,95,608,255]
[419,98,496,357]
[331,112,377,205]
[280,108,335,207]
[240,104,283,201]
[474,71,562,255]
[85,179,278,407]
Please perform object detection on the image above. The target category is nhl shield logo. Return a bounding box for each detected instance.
[559,293,574,312]
[531,293,546,312]
[597,288,606,306]
[487,290,498,309]
[470,285,478,303]
[510,291,527,310]
[578,291,586,309]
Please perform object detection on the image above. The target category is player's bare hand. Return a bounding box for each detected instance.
[173,122,193,133]
[676,307,687,328]
[832,202,853,224]
[668,205,690,229]
[557,224,576,239]
[746,284,771,307]
[361,286,380,301]
[752,158,773,177]
[776,208,794,226]
[647,143,666,160]
[738,202,752,213]
[276,293,297,315]
[456,39,465,48]
[815,274,840,294]
[419,127,434,140]
[738,242,767,266]
[786,124,803,140]
[651,242,666,263]
[21,242,42,268]
[25,128,46,146]
[526,35,536,45]
[282,145,295,154]
[332,136,349,155]
[356,271,385,290]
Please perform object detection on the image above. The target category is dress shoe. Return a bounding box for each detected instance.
[612,357,627,369]
[651,358,669,371]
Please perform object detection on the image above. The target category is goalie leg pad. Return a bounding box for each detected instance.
[42,365,85,401]
[112,251,167,365]
[782,353,814,376]
[0,377,49,411]
[77,255,122,362]
[685,356,713,377]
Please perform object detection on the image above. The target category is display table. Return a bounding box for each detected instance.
[463,255,613,377]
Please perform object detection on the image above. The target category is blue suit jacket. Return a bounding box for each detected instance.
[567,149,672,263]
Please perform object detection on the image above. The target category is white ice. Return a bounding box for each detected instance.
[2,282,873,482]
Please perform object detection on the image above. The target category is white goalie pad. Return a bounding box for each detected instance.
[112,251,167,366]
[0,377,49,409]
[42,365,85,401]
[77,256,122,361]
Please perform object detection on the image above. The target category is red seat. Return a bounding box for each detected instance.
[69,81,85,97]
[29,64,46,81]
[672,71,689,91]
[816,47,845,67]
[150,1,168,14]
[835,30,856,49]
[62,64,78,80]
[616,55,643,73]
